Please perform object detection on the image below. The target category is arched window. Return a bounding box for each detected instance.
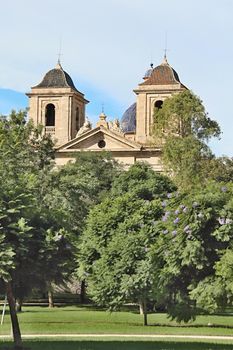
[154,100,163,110]
[76,107,80,131]
[45,104,55,126]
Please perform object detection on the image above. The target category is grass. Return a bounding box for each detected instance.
[1,340,233,350]
[1,306,233,337]
[1,305,233,349]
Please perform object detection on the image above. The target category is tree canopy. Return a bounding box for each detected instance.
[155,182,233,321]
[153,90,221,188]
[79,160,233,325]
[78,163,176,325]
[0,111,75,348]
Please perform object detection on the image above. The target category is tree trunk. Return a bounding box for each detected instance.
[48,288,54,308]
[139,299,148,326]
[5,281,23,349]
[139,301,144,315]
[80,280,86,304]
[16,298,23,313]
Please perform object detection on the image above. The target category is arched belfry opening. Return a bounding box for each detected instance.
[45,103,55,126]
[154,100,163,110]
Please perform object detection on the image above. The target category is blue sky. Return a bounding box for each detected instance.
[0,0,232,156]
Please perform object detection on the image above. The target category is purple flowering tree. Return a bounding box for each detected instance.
[154,181,233,321]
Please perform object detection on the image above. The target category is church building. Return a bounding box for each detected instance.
[26,56,187,170]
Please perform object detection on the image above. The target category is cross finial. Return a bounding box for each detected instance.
[163,49,168,64]
[101,102,105,113]
[162,32,169,64]
[57,37,63,67]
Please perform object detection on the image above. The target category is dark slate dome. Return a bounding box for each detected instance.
[33,62,78,90]
[121,102,136,133]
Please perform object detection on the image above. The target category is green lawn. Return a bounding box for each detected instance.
[1,306,233,350]
[0,306,233,337]
[1,340,233,350]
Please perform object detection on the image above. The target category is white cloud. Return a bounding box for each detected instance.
[0,0,233,155]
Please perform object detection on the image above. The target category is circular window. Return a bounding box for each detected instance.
[98,140,106,148]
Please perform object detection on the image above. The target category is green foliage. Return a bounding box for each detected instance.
[155,182,233,319]
[0,113,121,303]
[79,163,176,317]
[190,276,227,313]
[216,249,233,289]
[203,156,233,182]
[152,90,221,189]
[162,135,214,188]
[86,197,163,309]
[111,162,176,200]
[191,248,233,313]
[0,110,74,297]
[0,111,62,346]
[0,235,15,281]
[54,151,121,234]
[153,90,220,141]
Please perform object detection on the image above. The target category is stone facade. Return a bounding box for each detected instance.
[26,57,187,170]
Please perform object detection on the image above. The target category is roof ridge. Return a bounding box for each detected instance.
[59,66,70,88]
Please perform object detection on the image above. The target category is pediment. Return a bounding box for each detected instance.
[56,126,141,152]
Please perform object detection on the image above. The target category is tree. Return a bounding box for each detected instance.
[189,186,233,313]
[153,90,221,188]
[0,110,51,348]
[0,193,42,347]
[154,182,233,321]
[54,151,121,231]
[78,163,176,325]
[86,196,164,326]
[111,161,176,200]
[55,151,121,302]
[203,156,233,182]
[0,110,74,349]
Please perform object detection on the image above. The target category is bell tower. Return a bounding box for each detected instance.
[27,61,89,146]
[133,56,187,145]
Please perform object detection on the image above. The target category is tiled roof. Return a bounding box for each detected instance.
[33,63,78,91]
[140,60,181,86]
